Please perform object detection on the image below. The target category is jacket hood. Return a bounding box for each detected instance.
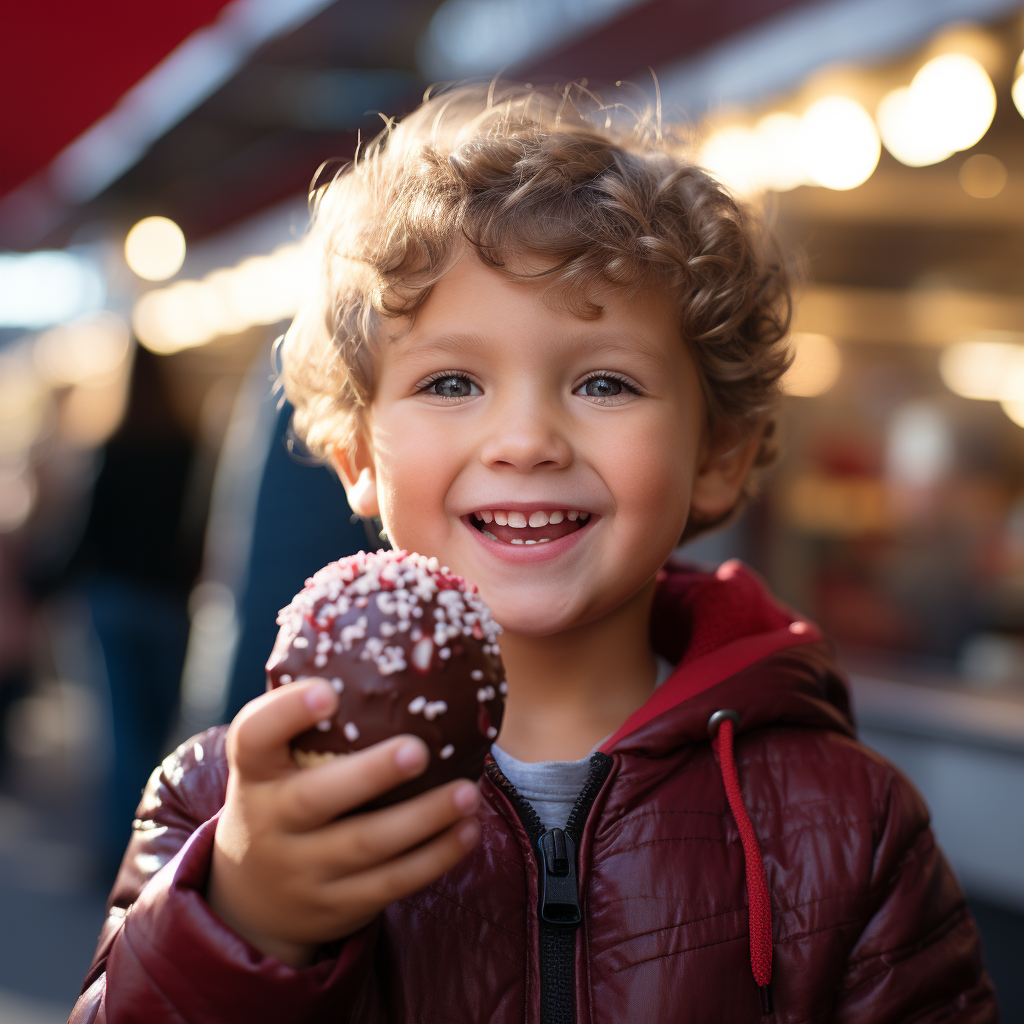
[600,559,854,757]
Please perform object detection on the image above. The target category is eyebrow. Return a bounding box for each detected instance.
[392,328,675,371]
[389,332,492,359]
[559,330,674,367]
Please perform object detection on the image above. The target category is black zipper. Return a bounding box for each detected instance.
[485,752,613,1024]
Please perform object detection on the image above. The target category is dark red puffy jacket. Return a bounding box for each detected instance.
[70,561,997,1023]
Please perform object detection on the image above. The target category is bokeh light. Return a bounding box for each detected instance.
[1000,359,1024,428]
[700,99,881,196]
[0,351,51,457]
[124,216,187,281]
[133,281,214,353]
[939,339,1024,401]
[782,333,841,397]
[1003,400,1024,428]
[133,242,310,355]
[61,372,132,448]
[0,251,105,328]
[876,86,955,167]
[799,96,880,191]
[886,401,954,487]
[880,53,995,167]
[698,125,761,197]
[33,314,131,387]
[1012,50,1024,121]
[959,154,1007,199]
[753,111,806,192]
[912,53,996,153]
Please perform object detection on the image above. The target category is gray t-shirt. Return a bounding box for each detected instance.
[490,656,674,831]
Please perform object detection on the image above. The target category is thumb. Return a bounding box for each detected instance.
[228,680,338,781]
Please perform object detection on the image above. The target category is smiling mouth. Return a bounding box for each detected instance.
[466,508,593,545]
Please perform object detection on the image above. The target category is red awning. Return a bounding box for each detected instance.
[1,0,234,200]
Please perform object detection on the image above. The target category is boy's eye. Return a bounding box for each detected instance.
[574,374,639,400]
[423,374,480,399]
[581,377,623,398]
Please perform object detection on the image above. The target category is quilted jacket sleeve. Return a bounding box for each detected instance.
[833,761,998,1023]
[68,726,378,1024]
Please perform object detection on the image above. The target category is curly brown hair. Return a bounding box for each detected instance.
[280,82,794,539]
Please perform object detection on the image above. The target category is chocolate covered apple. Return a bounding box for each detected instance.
[266,550,506,805]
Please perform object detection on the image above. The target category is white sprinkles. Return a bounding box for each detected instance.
[275,551,505,761]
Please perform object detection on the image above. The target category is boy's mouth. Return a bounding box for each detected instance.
[465,508,593,545]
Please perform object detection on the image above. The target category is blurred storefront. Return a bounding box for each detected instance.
[4,0,1024,1018]
[680,7,1024,935]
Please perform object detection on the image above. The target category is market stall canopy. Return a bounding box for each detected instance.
[2,0,236,201]
[4,0,1019,252]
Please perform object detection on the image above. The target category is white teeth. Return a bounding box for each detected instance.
[538,537,551,543]
[524,539,537,545]
[479,507,583,533]
[510,538,524,545]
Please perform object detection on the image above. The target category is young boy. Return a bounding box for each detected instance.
[71,85,996,1023]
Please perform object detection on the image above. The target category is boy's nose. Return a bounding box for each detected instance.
[477,403,573,473]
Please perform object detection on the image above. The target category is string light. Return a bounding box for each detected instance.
[914,54,995,151]
[133,242,311,355]
[753,112,806,192]
[125,216,187,281]
[939,339,1024,401]
[1000,359,1024,427]
[698,125,762,197]
[699,99,878,197]
[799,96,880,191]
[1012,49,1024,120]
[876,87,954,167]
[878,53,995,167]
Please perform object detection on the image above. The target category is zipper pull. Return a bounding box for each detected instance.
[537,828,581,925]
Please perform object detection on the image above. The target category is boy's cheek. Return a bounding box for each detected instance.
[376,457,458,554]
[599,430,694,527]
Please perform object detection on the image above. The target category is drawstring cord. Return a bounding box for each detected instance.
[709,710,774,1016]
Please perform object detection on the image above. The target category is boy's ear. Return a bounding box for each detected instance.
[329,434,380,519]
[689,423,763,523]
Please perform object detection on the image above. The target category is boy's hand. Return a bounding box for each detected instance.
[207,679,482,967]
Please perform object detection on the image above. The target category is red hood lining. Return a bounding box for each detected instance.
[599,560,822,754]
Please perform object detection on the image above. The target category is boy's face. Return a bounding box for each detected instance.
[344,255,738,637]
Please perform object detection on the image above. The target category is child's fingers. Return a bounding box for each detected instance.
[331,815,481,915]
[229,680,338,781]
[306,777,480,868]
[277,735,430,829]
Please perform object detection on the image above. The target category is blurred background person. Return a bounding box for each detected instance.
[3,0,1024,1020]
[66,346,200,877]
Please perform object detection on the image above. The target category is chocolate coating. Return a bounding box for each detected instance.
[266,550,505,806]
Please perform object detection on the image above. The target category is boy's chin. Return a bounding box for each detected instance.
[485,594,589,639]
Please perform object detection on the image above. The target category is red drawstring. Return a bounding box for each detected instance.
[711,713,774,1016]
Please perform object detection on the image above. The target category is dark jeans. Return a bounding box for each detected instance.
[86,576,189,876]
